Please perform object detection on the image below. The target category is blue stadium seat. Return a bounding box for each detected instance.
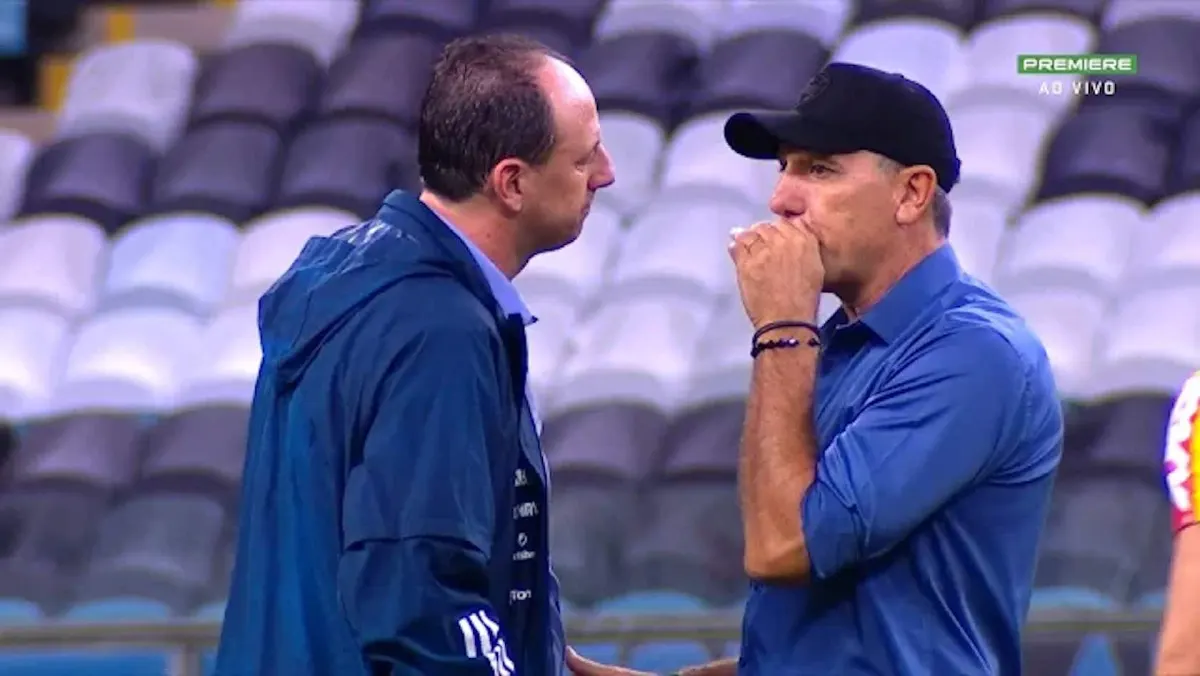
[65,597,172,621]
[0,649,169,676]
[572,643,621,665]
[593,591,708,615]
[1068,634,1119,676]
[19,133,155,235]
[188,44,322,132]
[0,599,39,624]
[627,640,710,672]
[1135,589,1166,611]
[274,118,418,218]
[1030,587,1119,612]
[150,120,284,223]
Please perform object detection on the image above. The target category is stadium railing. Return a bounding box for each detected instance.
[0,609,1164,676]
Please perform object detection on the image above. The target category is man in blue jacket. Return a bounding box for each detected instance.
[214,34,614,676]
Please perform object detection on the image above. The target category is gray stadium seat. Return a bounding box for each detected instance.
[993,196,1142,299]
[948,12,1096,122]
[317,33,442,128]
[582,2,711,125]
[74,492,228,612]
[222,0,359,69]
[53,308,202,415]
[0,309,73,420]
[659,114,776,208]
[175,303,262,408]
[223,207,357,307]
[1034,475,1165,606]
[833,16,963,104]
[188,43,322,132]
[275,118,418,218]
[851,0,977,30]
[948,99,1057,214]
[99,213,240,316]
[946,191,1009,284]
[0,214,106,318]
[56,40,198,153]
[980,0,1108,24]
[0,130,35,222]
[1086,396,1173,476]
[689,28,827,119]
[483,0,606,48]
[626,400,745,605]
[1089,16,1200,113]
[594,111,664,216]
[19,133,156,234]
[139,406,249,508]
[1001,287,1105,400]
[475,21,580,57]
[723,0,852,47]
[150,120,285,223]
[0,414,145,610]
[1034,101,1173,205]
[1088,284,1200,398]
[1134,194,1200,287]
[356,0,479,41]
[1166,108,1200,198]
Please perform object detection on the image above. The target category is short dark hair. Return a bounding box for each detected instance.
[417,34,567,202]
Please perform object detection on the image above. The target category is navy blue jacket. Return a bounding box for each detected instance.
[214,191,560,676]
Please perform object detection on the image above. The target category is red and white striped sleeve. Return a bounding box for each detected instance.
[1165,371,1200,534]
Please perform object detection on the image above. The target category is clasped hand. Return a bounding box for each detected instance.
[728,219,825,330]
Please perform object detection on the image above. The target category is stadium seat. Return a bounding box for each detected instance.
[582,1,710,124]
[317,33,442,128]
[1036,474,1163,604]
[56,40,198,153]
[689,22,828,119]
[222,0,359,68]
[1087,284,1200,398]
[75,492,227,613]
[188,43,322,132]
[1133,194,1200,287]
[0,129,34,221]
[1105,0,1200,26]
[833,17,963,104]
[948,99,1058,212]
[0,650,169,676]
[150,120,284,223]
[659,113,776,208]
[483,0,605,50]
[139,406,249,508]
[1000,288,1105,400]
[356,0,479,41]
[520,199,622,308]
[523,293,576,410]
[1165,108,1200,199]
[946,191,1008,284]
[724,0,851,47]
[1089,16,1200,114]
[1034,101,1174,206]
[627,641,711,673]
[594,111,665,216]
[174,303,262,408]
[979,0,1108,24]
[19,133,156,234]
[0,599,39,623]
[572,643,621,665]
[594,590,709,615]
[948,12,1096,119]
[1085,395,1172,480]
[100,213,240,315]
[0,309,71,419]
[851,0,977,29]
[608,193,745,302]
[224,206,358,307]
[53,308,202,415]
[0,214,106,318]
[993,195,1143,298]
[275,118,418,218]
[65,598,172,621]
[675,296,752,412]
[1067,634,1121,676]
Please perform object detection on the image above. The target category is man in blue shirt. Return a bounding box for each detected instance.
[216,35,614,676]
[568,63,1061,676]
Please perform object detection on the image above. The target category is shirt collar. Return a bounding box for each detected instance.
[437,214,536,326]
[826,243,962,344]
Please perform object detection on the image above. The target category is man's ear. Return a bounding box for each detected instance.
[486,158,528,214]
[895,165,935,227]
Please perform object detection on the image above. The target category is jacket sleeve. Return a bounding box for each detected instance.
[338,310,515,676]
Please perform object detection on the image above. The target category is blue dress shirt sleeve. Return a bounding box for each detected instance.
[801,325,1029,580]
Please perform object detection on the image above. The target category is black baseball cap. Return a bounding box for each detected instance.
[724,62,961,193]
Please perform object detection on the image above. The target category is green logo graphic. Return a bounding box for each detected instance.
[1017,54,1138,75]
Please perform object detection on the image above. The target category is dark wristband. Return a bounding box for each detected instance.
[750,319,821,358]
[752,319,820,345]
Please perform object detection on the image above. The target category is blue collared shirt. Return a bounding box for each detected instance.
[739,244,1063,676]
